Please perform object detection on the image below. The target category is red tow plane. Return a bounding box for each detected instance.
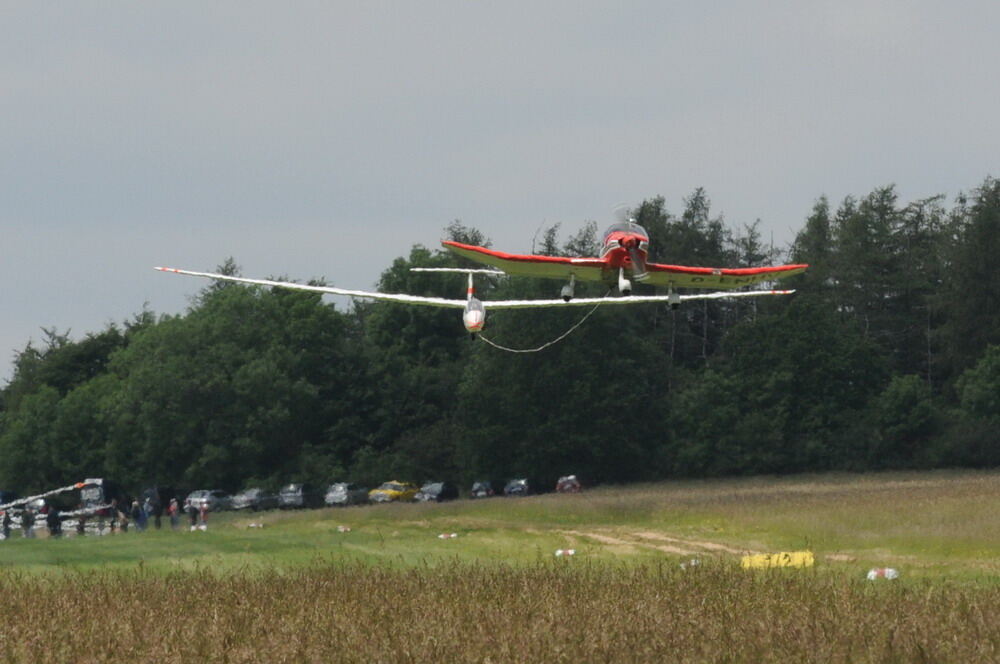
[443,220,807,299]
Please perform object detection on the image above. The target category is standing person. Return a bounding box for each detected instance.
[106,498,117,533]
[1,509,11,540]
[22,507,35,538]
[198,503,208,531]
[144,496,160,530]
[119,503,130,533]
[131,501,146,532]
[188,504,198,531]
[46,506,62,538]
[168,499,180,531]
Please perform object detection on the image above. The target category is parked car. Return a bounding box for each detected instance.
[503,478,531,497]
[232,488,279,511]
[278,483,323,509]
[415,481,459,502]
[324,483,368,507]
[469,481,495,499]
[368,481,418,503]
[184,490,232,512]
[555,475,582,493]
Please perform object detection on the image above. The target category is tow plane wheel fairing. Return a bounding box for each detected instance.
[560,274,576,302]
[617,268,632,296]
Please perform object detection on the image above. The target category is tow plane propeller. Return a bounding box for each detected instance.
[613,205,648,282]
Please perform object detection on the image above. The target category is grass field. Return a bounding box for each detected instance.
[3,469,997,578]
[1,470,997,662]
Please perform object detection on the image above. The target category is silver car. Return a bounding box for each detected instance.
[184,490,232,512]
[324,483,368,507]
[278,483,322,509]
[232,488,278,511]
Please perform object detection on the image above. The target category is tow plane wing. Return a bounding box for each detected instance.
[442,241,807,289]
[642,262,808,289]
[442,241,608,281]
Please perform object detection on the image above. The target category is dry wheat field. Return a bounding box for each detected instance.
[0,562,997,663]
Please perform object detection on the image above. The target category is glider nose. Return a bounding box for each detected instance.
[463,299,486,333]
[463,311,484,333]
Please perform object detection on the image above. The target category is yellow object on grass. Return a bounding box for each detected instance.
[740,551,815,569]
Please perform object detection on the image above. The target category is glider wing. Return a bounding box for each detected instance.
[156,266,796,311]
[154,267,468,308]
[483,289,795,309]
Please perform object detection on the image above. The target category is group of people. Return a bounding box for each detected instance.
[1,497,211,539]
[91,497,208,533]
[1,505,63,539]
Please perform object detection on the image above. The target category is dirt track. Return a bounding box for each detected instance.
[557,528,761,556]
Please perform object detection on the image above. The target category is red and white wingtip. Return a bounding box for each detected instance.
[155,266,181,273]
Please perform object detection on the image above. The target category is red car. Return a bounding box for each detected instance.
[555,476,582,493]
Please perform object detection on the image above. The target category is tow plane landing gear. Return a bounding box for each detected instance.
[560,274,576,302]
[618,267,632,296]
[668,288,680,310]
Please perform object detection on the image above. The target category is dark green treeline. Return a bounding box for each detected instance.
[2,181,999,494]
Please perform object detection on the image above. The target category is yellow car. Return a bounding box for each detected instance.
[368,481,418,503]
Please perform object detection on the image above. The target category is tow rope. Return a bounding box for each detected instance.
[478,293,608,353]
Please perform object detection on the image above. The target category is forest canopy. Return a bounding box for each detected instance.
[2,179,999,494]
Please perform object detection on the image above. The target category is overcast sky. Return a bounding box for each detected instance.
[3,1,998,382]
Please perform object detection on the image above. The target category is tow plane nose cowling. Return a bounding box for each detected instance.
[603,228,650,282]
[463,298,486,333]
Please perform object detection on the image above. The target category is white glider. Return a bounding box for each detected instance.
[155,266,794,335]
